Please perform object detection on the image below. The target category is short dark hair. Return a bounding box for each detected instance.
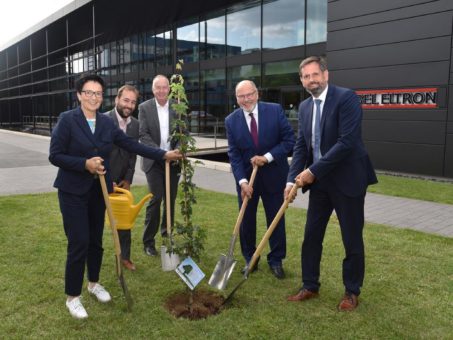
[299,56,328,76]
[75,74,105,93]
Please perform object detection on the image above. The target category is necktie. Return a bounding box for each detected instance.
[313,99,322,163]
[249,112,258,148]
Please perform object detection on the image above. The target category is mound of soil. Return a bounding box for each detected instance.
[164,290,225,320]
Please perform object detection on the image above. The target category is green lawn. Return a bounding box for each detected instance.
[370,174,453,205]
[0,186,452,339]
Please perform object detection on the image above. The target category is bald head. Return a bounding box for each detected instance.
[235,80,257,94]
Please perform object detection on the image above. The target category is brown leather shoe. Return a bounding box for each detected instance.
[121,259,136,271]
[338,293,358,311]
[287,288,319,302]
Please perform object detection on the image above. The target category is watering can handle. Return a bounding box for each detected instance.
[113,186,133,200]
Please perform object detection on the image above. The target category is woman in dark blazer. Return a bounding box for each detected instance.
[49,74,181,319]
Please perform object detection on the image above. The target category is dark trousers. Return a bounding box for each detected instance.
[118,229,131,260]
[302,183,365,296]
[58,181,105,297]
[143,161,180,248]
[239,187,286,267]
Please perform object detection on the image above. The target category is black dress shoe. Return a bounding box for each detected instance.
[144,246,158,256]
[269,264,285,279]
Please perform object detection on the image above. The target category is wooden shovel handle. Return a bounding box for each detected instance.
[99,174,122,276]
[248,183,300,271]
[165,160,171,236]
[231,165,258,237]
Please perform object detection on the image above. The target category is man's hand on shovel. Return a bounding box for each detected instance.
[284,184,298,203]
[285,169,316,202]
[296,169,315,186]
[250,155,268,167]
[240,182,253,200]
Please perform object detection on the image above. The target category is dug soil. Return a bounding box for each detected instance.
[164,289,224,320]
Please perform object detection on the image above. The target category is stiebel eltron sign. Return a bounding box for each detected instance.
[356,88,437,109]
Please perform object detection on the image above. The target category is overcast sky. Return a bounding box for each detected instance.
[0,0,73,49]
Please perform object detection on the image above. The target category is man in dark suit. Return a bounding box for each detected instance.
[225,80,295,279]
[139,75,180,256]
[105,84,140,271]
[285,56,377,310]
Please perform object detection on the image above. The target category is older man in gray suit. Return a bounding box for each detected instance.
[105,84,140,271]
[139,75,180,256]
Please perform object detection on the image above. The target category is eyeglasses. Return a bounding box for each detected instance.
[81,90,104,98]
[236,91,257,100]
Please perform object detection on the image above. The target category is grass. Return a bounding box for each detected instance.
[369,174,453,205]
[1,185,452,339]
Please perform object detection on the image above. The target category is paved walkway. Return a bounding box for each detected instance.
[1,128,452,237]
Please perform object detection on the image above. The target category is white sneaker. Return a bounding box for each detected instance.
[66,297,88,319]
[87,283,112,303]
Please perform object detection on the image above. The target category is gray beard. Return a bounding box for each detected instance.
[308,86,322,97]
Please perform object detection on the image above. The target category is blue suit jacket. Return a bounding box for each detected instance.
[49,107,165,195]
[288,84,377,197]
[225,102,295,193]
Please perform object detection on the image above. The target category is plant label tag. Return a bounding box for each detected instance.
[175,257,205,290]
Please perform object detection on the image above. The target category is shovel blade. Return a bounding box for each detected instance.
[208,254,237,290]
[114,255,133,311]
[161,245,180,271]
[118,273,134,311]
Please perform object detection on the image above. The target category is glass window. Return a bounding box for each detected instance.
[200,68,225,132]
[110,42,118,66]
[227,64,261,89]
[130,35,140,62]
[48,64,66,79]
[144,33,155,71]
[144,33,155,59]
[97,45,110,69]
[307,0,327,44]
[203,13,225,60]
[156,30,172,67]
[177,22,199,63]
[122,38,132,64]
[263,0,305,49]
[263,59,300,87]
[227,2,261,56]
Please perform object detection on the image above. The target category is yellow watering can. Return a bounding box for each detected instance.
[106,187,153,230]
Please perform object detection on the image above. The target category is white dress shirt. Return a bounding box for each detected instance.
[115,109,131,133]
[239,105,273,185]
[157,100,170,151]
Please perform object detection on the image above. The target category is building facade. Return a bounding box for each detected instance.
[0,0,452,178]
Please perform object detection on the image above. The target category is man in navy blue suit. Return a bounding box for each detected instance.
[285,56,377,310]
[225,80,295,279]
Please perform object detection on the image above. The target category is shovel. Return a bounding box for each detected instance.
[223,183,300,305]
[99,174,133,311]
[208,165,258,290]
[161,160,180,271]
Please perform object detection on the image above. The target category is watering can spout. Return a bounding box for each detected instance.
[130,193,153,222]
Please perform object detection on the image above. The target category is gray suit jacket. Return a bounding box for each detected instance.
[105,109,139,183]
[138,98,177,173]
